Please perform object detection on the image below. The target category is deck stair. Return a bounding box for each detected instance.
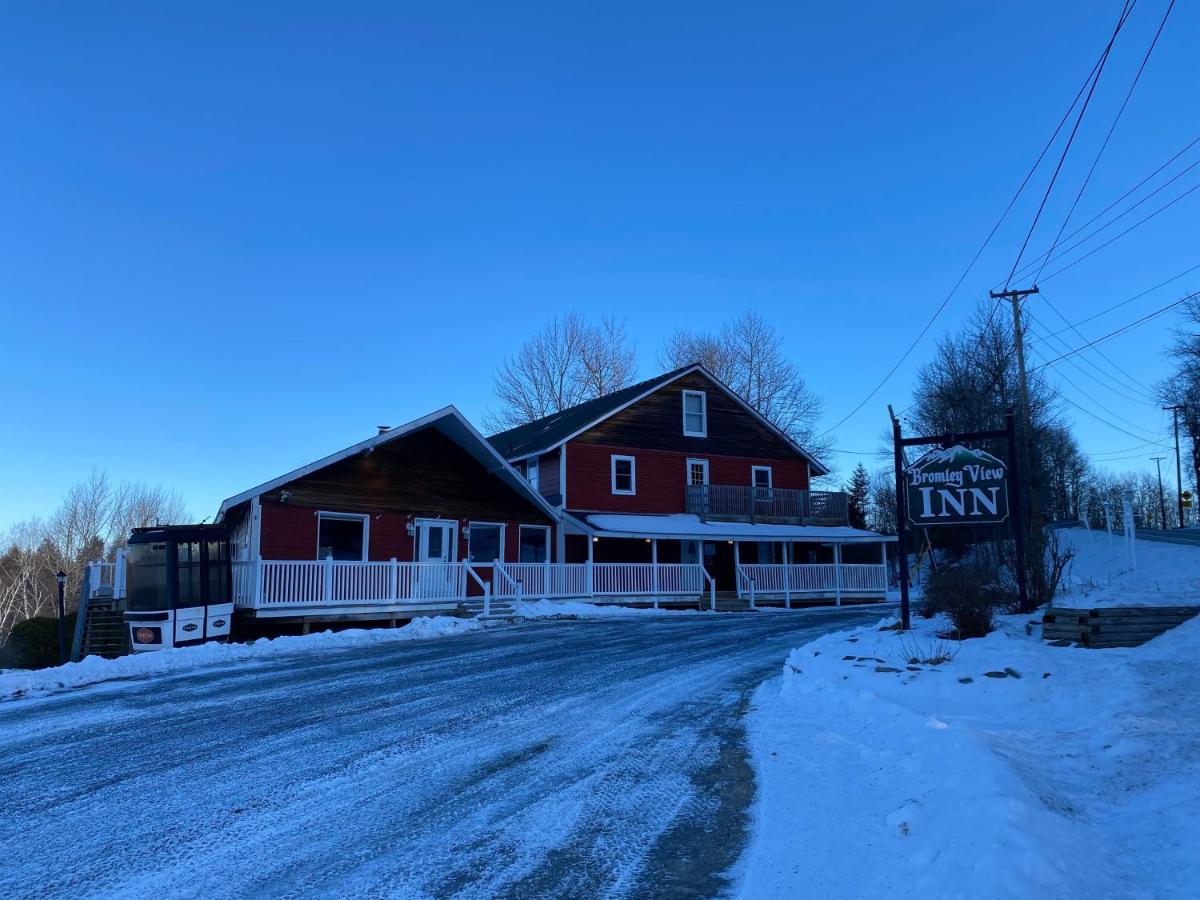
[458,597,518,619]
[1043,605,1199,648]
[80,606,131,659]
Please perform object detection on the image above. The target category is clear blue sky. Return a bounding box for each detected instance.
[2,1,1196,529]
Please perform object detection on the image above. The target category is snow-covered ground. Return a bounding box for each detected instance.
[0,615,486,701]
[738,532,1200,899]
[0,598,711,702]
[1055,526,1200,607]
[0,611,882,898]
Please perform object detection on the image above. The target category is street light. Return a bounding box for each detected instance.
[55,570,67,665]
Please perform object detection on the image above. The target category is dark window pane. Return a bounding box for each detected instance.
[469,525,502,563]
[519,527,548,563]
[177,541,201,607]
[126,542,170,611]
[318,516,365,561]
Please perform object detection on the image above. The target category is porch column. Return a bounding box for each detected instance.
[782,542,792,610]
[586,536,595,597]
[651,539,659,600]
[879,541,888,593]
[733,541,742,599]
[833,543,842,606]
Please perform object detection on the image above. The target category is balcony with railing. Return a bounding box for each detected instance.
[685,484,848,525]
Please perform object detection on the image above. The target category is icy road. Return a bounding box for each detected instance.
[0,610,880,899]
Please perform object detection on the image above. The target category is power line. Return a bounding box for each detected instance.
[1032,0,1177,283]
[1029,340,1163,438]
[1030,289,1199,371]
[1039,180,1200,283]
[1037,292,1159,400]
[822,30,1130,436]
[1002,0,1137,289]
[1032,262,1200,341]
[1005,133,1200,286]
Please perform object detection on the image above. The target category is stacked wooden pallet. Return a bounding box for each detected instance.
[1042,605,1199,649]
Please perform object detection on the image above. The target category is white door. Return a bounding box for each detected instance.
[417,521,458,598]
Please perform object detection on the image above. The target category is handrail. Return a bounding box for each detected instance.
[735,565,757,609]
[69,568,92,662]
[462,562,492,617]
[492,562,523,603]
[700,567,716,611]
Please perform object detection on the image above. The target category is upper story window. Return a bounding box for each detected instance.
[686,458,709,486]
[751,465,773,499]
[527,458,539,490]
[682,390,707,437]
[611,455,636,495]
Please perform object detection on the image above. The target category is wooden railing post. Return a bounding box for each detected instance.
[389,557,398,600]
[783,543,792,610]
[255,555,264,608]
[833,544,842,606]
[323,557,334,603]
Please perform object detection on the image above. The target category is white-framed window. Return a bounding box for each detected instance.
[518,524,551,562]
[611,455,636,495]
[467,521,505,563]
[686,458,709,486]
[316,511,369,561]
[682,390,707,437]
[527,458,539,490]
[752,465,773,501]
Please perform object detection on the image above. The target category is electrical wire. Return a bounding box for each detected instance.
[1032,0,1177,283]
[1032,262,1200,340]
[1002,0,1137,289]
[1004,133,1200,286]
[1030,290,1199,370]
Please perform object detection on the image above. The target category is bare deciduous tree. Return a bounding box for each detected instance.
[0,473,191,647]
[486,312,637,432]
[659,310,828,459]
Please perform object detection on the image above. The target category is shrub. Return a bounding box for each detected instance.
[919,562,1013,639]
[0,614,76,670]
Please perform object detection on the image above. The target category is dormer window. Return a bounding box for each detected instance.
[682,390,707,437]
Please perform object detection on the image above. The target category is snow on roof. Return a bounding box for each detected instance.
[582,513,894,543]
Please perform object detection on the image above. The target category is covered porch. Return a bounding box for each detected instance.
[563,512,895,607]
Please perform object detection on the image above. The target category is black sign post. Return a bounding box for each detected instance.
[891,411,1027,630]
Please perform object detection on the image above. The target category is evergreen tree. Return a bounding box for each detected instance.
[845,463,871,530]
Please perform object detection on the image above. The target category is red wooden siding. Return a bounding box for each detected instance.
[564,442,810,514]
[259,502,555,563]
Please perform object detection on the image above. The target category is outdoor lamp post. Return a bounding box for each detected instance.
[55,570,67,665]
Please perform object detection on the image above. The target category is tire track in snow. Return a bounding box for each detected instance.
[0,611,876,898]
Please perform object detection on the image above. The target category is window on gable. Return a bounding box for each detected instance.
[527,458,539,490]
[682,390,707,437]
[611,455,636,495]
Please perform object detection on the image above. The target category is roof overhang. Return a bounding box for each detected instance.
[215,406,561,523]
[572,512,895,543]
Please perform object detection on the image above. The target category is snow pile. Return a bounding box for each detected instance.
[0,616,483,701]
[1055,527,1200,608]
[513,598,707,619]
[740,605,1200,896]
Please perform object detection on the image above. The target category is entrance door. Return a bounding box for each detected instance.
[416,520,458,598]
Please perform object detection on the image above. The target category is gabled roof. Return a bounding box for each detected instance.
[486,364,831,476]
[215,406,561,523]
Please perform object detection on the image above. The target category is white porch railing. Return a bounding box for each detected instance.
[493,561,711,606]
[737,563,887,608]
[233,558,472,610]
[85,549,127,600]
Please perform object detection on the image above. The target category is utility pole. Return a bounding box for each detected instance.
[1151,456,1168,530]
[1164,405,1185,528]
[989,286,1041,599]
